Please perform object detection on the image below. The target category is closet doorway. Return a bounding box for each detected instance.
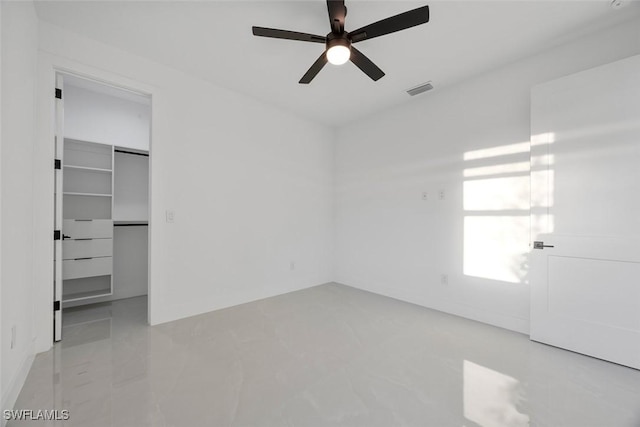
[53,73,151,342]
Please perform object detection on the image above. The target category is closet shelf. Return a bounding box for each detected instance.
[64,165,112,173]
[64,192,112,197]
[63,289,112,303]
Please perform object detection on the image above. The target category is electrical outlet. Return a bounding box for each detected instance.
[11,325,16,349]
[438,190,445,200]
[441,274,449,285]
[166,210,175,223]
[422,192,428,201]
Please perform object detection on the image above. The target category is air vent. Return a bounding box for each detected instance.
[406,81,434,96]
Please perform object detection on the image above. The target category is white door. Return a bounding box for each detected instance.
[54,73,64,342]
[530,54,640,369]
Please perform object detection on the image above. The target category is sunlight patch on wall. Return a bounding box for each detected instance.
[530,132,555,147]
[530,132,556,239]
[464,216,529,283]
[463,360,529,427]
[464,142,530,161]
[464,162,530,178]
[463,141,530,284]
[464,176,530,211]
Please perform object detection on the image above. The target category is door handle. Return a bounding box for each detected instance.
[62,234,71,240]
[533,241,554,249]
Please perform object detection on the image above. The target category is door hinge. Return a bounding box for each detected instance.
[53,301,61,311]
[55,88,62,99]
[533,241,554,250]
[54,230,61,241]
[55,159,61,170]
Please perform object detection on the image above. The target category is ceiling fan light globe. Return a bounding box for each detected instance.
[327,45,351,65]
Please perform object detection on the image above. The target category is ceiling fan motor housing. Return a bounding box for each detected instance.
[326,32,351,51]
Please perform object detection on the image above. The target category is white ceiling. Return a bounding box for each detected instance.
[35,0,640,127]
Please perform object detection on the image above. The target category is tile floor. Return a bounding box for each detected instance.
[10,283,640,426]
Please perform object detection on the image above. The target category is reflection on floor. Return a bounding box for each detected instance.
[11,283,640,426]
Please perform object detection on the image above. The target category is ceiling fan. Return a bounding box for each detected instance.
[252,0,430,84]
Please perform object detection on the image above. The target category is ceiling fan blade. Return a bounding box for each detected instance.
[327,0,346,33]
[252,26,326,43]
[349,47,385,81]
[350,5,429,43]
[299,52,328,84]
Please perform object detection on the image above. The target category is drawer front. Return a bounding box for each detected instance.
[63,257,112,280]
[63,239,112,260]
[63,219,113,239]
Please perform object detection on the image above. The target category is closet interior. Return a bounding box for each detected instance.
[60,74,150,309]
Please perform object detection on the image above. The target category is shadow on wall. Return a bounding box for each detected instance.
[462,134,555,285]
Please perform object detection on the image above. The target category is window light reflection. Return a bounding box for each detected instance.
[463,360,529,427]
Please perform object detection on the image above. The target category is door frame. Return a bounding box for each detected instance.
[36,53,155,350]
[53,73,64,341]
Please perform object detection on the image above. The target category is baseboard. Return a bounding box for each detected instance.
[1,353,35,427]
[335,281,530,335]
[149,280,332,326]
[431,298,530,335]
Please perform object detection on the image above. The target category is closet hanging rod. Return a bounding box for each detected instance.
[114,149,149,157]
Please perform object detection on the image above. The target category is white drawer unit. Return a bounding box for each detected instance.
[63,219,113,239]
[63,239,113,260]
[63,257,113,280]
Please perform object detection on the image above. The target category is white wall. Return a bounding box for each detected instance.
[33,21,334,347]
[1,0,39,413]
[64,83,150,151]
[334,17,640,334]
